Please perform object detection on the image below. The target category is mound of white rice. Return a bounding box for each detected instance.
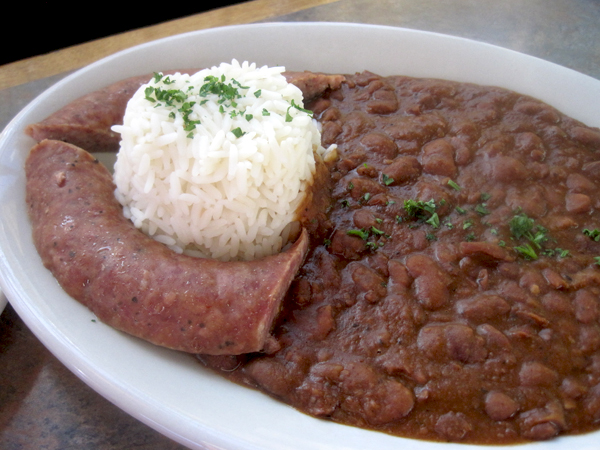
[112,60,327,261]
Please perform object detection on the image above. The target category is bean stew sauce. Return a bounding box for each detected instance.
[200,72,600,444]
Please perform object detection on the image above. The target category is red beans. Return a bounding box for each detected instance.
[208,72,600,444]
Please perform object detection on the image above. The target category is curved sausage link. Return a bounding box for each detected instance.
[25,139,309,355]
[25,71,345,153]
[25,74,152,153]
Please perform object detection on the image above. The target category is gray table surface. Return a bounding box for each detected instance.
[1,0,599,449]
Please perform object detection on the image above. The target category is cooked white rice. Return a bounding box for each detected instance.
[112,60,327,261]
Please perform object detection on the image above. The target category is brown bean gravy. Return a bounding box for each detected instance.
[199,71,600,444]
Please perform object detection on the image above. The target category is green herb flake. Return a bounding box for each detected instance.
[456,206,466,215]
[465,233,476,242]
[144,86,156,102]
[509,213,549,250]
[481,192,492,201]
[595,257,600,266]
[262,108,270,116]
[475,203,490,216]
[371,226,385,236]
[426,212,440,229]
[254,89,262,98]
[448,180,461,191]
[347,229,369,240]
[559,249,571,258]
[583,228,600,242]
[509,213,535,240]
[382,173,394,186]
[285,99,314,122]
[514,243,538,260]
[463,219,474,230]
[231,127,245,138]
[404,199,436,217]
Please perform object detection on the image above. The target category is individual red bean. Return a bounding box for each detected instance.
[484,391,519,420]
[565,192,592,213]
[381,156,422,185]
[421,138,457,177]
[360,132,398,159]
[566,173,596,193]
[434,412,473,441]
[519,361,559,387]
[456,294,511,323]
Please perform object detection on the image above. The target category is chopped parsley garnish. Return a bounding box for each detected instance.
[347,229,369,240]
[371,226,385,235]
[448,180,461,191]
[465,232,476,242]
[231,127,245,138]
[480,192,492,201]
[144,72,264,139]
[514,243,538,260]
[475,203,490,216]
[404,199,436,217]
[403,199,441,229]
[508,213,551,260]
[595,257,600,266]
[347,225,387,249]
[382,173,394,186]
[509,213,549,249]
[583,228,600,242]
[463,219,474,230]
[426,212,440,229]
[543,248,570,258]
[285,99,313,122]
[456,206,466,215]
[509,213,535,240]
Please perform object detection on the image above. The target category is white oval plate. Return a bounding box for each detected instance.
[1,23,599,450]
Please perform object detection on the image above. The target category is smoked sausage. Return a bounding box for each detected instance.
[25,139,309,354]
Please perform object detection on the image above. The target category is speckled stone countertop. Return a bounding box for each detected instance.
[1,0,599,449]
